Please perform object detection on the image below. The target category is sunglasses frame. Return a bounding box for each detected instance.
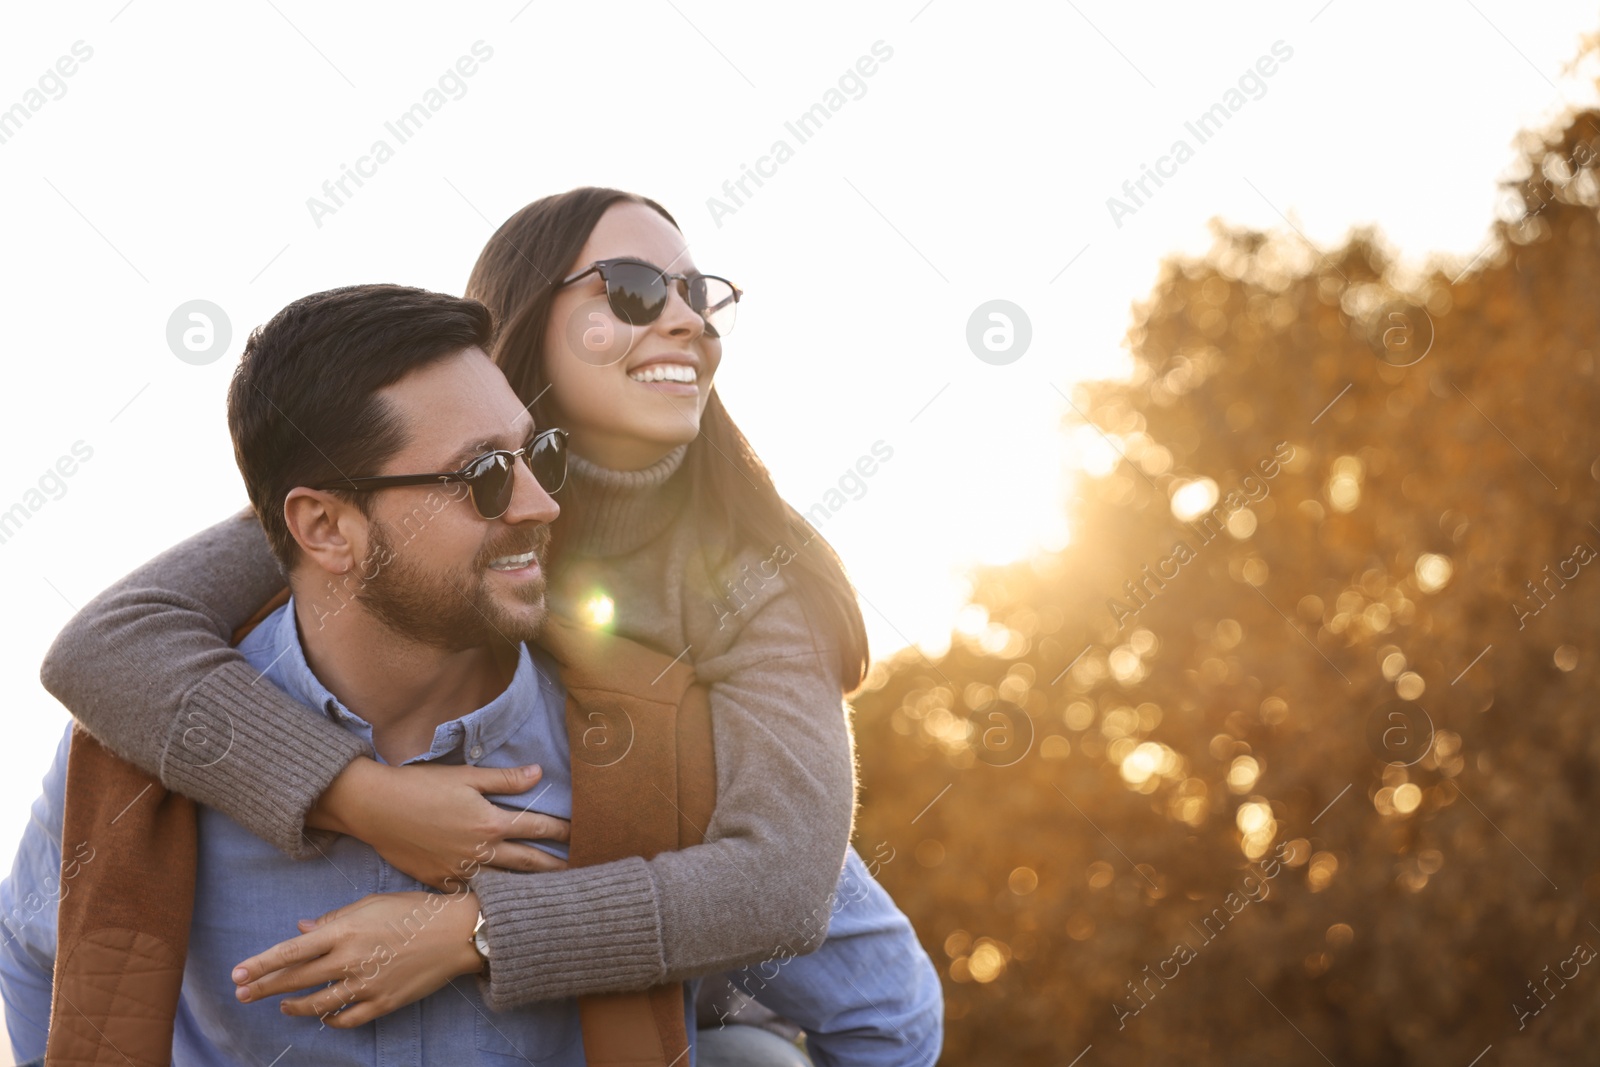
[559,257,742,337]
[314,428,569,520]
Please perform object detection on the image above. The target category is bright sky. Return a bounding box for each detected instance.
[0,1,1596,918]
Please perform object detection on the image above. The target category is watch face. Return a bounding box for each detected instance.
[474,924,491,960]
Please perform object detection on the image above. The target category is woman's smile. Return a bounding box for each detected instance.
[626,356,700,397]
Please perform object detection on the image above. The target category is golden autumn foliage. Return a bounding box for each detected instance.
[851,101,1600,1064]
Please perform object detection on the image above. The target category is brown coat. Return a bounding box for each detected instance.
[46,593,715,1066]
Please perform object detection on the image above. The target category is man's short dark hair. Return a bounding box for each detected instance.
[227,284,495,567]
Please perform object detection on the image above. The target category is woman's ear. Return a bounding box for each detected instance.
[283,488,364,576]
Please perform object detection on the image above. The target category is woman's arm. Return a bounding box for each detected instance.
[469,586,856,1008]
[38,509,365,857]
[37,510,565,878]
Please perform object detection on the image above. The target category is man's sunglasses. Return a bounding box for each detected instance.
[559,257,742,338]
[315,428,568,521]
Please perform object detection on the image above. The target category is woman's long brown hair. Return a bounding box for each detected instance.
[465,186,869,689]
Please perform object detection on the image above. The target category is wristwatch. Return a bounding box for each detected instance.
[471,911,491,978]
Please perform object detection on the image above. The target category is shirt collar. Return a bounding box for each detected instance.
[254,597,543,765]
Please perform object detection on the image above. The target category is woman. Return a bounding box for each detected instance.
[40,189,867,1025]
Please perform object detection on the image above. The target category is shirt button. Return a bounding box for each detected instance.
[468,745,484,761]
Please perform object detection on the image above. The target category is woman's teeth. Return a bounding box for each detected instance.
[489,550,537,571]
[628,364,697,384]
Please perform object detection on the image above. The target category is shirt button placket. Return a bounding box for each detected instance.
[376,999,424,1066]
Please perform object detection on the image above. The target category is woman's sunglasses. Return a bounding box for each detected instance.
[559,257,742,338]
[315,428,568,521]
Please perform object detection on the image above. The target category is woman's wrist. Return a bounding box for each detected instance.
[306,755,383,835]
[453,891,486,979]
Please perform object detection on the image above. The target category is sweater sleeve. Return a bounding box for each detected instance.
[37,509,368,857]
[472,587,855,1007]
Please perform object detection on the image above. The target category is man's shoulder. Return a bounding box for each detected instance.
[33,723,76,822]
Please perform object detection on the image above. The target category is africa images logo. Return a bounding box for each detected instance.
[1105,40,1294,228]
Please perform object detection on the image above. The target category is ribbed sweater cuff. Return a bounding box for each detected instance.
[472,857,666,1009]
[160,659,369,858]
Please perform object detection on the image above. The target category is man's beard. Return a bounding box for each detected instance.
[354,520,551,652]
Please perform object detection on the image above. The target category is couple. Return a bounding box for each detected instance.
[0,188,942,1065]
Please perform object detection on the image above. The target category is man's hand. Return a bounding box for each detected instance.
[232,890,483,1027]
[308,758,570,889]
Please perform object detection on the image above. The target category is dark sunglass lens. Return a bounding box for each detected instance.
[608,262,667,326]
[468,453,515,519]
[528,433,567,494]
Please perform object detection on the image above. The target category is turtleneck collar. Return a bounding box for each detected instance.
[557,443,691,558]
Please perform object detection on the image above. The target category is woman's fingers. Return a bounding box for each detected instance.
[498,809,571,844]
[232,925,336,988]
[238,956,346,1004]
[233,926,329,981]
[320,998,385,1029]
[235,888,481,1031]
[281,979,371,1023]
[479,840,569,872]
[465,763,543,796]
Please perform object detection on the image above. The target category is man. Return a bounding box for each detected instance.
[0,284,940,1065]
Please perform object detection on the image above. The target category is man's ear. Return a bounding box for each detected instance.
[283,488,366,576]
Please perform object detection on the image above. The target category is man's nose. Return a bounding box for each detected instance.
[501,455,560,526]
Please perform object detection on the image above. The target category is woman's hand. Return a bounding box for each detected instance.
[308,758,570,889]
[232,890,482,1027]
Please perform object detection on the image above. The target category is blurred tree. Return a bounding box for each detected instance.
[851,101,1600,1065]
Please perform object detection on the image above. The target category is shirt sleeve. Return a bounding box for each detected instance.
[0,726,75,1065]
[704,847,944,1067]
[36,510,367,858]
[472,586,857,1006]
